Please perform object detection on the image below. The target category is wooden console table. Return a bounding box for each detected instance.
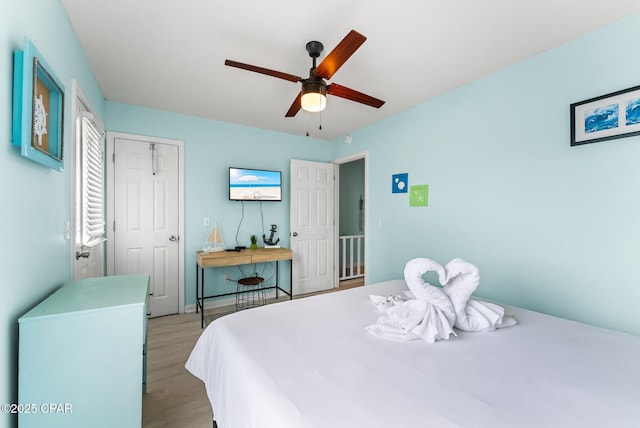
[196,247,293,327]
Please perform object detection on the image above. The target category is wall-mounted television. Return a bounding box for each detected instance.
[229,167,282,201]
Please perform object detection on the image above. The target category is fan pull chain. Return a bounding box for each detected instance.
[304,111,323,137]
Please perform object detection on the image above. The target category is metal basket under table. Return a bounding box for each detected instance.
[236,276,266,310]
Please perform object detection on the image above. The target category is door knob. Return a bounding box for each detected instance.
[169,235,179,241]
[292,232,298,237]
[75,250,90,260]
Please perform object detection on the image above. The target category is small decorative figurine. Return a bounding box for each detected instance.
[202,223,224,252]
[262,224,280,247]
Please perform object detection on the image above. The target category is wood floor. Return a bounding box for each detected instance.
[142,279,363,427]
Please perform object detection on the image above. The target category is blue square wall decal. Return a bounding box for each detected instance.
[392,173,408,193]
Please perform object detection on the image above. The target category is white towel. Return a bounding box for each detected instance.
[441,258,517,332]
[368,294,409,311]
[465,299,518,330]
[366,258,456,343]
[366,258,516,343]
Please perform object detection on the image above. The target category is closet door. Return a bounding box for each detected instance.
[111,135,181,317]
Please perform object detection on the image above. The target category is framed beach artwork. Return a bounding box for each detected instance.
[570,85,640,146]
[12,38,65,171]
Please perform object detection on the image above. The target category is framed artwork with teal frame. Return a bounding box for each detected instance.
[12,38,65,171]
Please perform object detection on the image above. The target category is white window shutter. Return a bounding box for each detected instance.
[80,114,105,247]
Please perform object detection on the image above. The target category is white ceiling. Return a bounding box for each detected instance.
[60,0,640,140]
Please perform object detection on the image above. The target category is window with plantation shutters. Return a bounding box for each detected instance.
[80,113,105,247]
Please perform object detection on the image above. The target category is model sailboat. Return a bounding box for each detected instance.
[203,223,224,252]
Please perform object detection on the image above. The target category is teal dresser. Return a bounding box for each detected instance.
[18,274,150,428]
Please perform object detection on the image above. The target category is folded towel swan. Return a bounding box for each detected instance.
[366,258,516,343]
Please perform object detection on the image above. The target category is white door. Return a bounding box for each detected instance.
[290,159,335,295]
[111,136,181,317]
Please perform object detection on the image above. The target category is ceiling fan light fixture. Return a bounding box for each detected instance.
[301,82,327,113]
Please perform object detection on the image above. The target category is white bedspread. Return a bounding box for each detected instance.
[186,280,640,428]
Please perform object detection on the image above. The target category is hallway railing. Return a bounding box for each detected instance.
[339,235,364,280]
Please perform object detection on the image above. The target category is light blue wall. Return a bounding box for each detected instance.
[332,14,640,336]
[1,1,105,427]
[104,102,331,305]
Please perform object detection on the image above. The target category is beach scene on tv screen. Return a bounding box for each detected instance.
[230,168,281,200]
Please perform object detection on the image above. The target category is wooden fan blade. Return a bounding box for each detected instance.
[285,92,302,117]
[327,83,385,108]
[225,60,302,83]
[313,30,366,80]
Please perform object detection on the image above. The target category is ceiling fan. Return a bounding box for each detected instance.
[225,30,385,117]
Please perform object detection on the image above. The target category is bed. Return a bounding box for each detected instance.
[186,279,640,428]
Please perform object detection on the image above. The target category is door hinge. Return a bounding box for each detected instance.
[113,221,116,232]
[112,153,115,163]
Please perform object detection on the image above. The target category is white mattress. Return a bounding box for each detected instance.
[186,280,640,428]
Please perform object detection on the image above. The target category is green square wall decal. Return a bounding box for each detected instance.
[410,184,429,207]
